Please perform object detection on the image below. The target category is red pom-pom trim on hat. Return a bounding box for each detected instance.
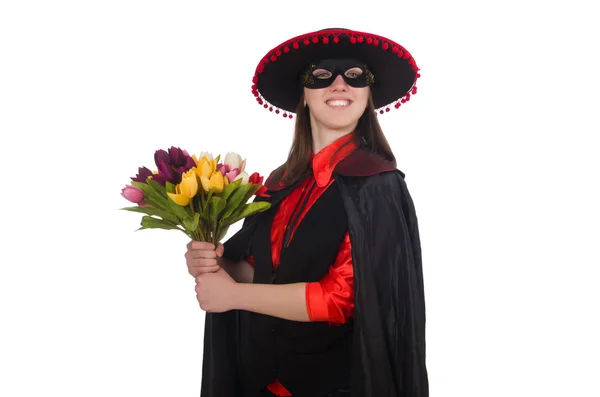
[312,36,319,44]
[323,37,329,44]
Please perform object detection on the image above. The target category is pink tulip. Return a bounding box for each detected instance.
[121,185,144,204]
[226,168,240,183]
[217,163,229,176]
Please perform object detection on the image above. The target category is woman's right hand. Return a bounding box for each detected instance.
[185,241,225,277]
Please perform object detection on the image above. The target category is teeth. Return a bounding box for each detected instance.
[327,100,350,107]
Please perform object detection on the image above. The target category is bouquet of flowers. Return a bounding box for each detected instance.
[120,146,271,244]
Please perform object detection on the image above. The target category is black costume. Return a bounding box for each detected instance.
[200,147,428,397]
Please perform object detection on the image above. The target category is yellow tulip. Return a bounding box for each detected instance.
[182,169,199,197]
[168,184,191,206]
[167,170,198,206]
[195,156,216,179]
[200,171,224,193]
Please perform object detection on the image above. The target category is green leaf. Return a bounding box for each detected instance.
[222,201,271,227]
[131,181,169,211]
[148,179,168,199]
[165,181,176,194]
[200,200,211,221]
[120,206,180,224]
[242,183,262,204]
[168,196,191,220]
[221,183,253,220]
[209,196,227,223]
[183,212,201,232]
[139,216,183,231]
[221,178,242,201]
[206,187,216,208]
[216,225,230,242]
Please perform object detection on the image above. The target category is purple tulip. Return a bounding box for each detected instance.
[152,161,180,186]
[154,149,171,167]
[131,166,153,183]
[168,146,188,168]
[121,185,144,203]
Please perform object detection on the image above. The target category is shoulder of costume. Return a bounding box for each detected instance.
[333,146,405,180]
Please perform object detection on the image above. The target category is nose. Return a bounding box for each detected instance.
[329,74,348,91]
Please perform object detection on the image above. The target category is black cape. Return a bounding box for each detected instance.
[200,148,428,397]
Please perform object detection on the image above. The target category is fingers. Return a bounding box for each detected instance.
[216,243,225,257]
[185,249,217,260]
[188,240,215,250]
[188,264,220,277]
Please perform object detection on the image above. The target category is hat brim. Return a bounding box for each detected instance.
[251,28,420,117]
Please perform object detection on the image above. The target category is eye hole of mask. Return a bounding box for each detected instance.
[312,67,363,80]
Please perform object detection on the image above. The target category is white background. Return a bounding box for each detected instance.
[1,1,598,396]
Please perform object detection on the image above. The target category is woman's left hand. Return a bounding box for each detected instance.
[195,268,238,312]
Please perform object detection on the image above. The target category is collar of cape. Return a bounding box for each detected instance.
[264,144,402,193]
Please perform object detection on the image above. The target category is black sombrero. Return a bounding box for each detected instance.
[251,27,420,119]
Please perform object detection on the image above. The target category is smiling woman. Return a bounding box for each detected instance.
[186,27,428,397]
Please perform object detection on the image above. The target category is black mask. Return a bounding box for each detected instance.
[300,58,375,89]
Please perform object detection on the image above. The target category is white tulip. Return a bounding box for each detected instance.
[224,152,246,172]
[234,171,250,185]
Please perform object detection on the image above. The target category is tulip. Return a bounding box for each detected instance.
[152,161,179,186]
[200,171,225,193]
[225,168,240,183]
[249,172,263,185]
[217,163,228,175]
[180,169,198,198]
[167,184,191,206]
[154,149,171,167]
[121,185,144,204]
[167,169,199,206]
[234,171,250,185]
[224,152,246,173]
[248,172,268,196]
[195,156,216,179]
[193,152,213,162]
[131,167,153,183]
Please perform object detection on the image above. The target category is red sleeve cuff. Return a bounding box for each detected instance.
[246,254,255,267]
[305,232,355,325]
[306,282,329,322]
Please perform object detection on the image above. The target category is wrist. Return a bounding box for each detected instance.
[231,281,248,310]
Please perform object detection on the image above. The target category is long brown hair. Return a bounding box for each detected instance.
[270,91,396,187]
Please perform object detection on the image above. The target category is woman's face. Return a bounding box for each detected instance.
[303,64,371,131]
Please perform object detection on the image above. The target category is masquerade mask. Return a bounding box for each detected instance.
[300,58,375,89]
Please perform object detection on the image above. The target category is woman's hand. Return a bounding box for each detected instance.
[195,268,239,312]
[185,240,224,277]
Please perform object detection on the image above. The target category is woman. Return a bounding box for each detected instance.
[186,27,428,397]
